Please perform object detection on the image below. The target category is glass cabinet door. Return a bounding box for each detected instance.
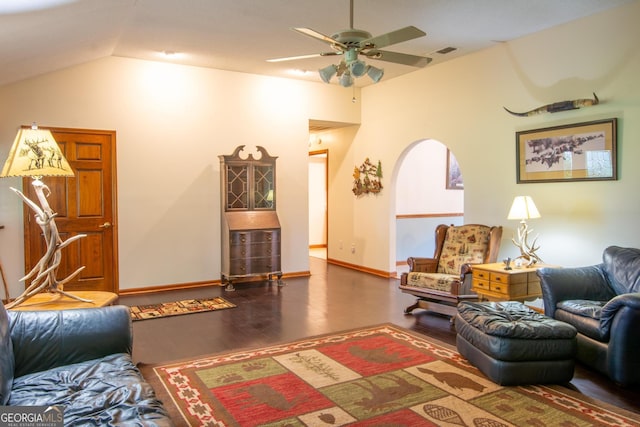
[253,164,274,209]
[226,164,248,210]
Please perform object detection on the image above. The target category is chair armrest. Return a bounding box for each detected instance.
[537,264,611,317]
[460,263,479,280]
[602,294,640,385]
[601,293,640,334]
[407,257,438,273]
[8,305,132,378]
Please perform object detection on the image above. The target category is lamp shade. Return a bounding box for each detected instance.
[367,65,384,83]
[318,64,338,83]
[339,72,354,87]
[350,60,368,77]
[1,128,74,178]
[507,196,541,220]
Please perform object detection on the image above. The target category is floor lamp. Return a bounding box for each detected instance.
[1,125,88,308]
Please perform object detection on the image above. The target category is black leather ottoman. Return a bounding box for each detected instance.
[455,301,577,385]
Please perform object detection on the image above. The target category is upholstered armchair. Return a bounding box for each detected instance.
[400,223,503,318]
[538,246,640,386]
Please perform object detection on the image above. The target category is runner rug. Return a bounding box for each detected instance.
[129,297,236,321]
[140,324,640,426]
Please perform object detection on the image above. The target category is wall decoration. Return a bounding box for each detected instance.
[446,149,463,189]
[516,118,617,183]
[504,93,599,117]
[352,158,382,196]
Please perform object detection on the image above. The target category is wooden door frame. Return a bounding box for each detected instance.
[308,149,328,253]
[21,126,119,293]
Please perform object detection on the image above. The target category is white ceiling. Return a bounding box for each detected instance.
[0,0,634,88]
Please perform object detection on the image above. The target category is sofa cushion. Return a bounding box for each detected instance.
[0,302,14,405]
[555,310,607,342]
[9,353,171,426]
[556,299,605,319]
[603,246,640,295]
[554,301,608,342]
[405,272,459,292]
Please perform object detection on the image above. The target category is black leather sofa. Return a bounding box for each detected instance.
[538,246,640,386]
[0,301,173,426]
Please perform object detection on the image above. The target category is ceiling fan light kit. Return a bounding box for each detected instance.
[349,59,367,77]
[367,65,384,83]
[319,64,338,83]
[268,0,430,87]
[339,71,354,87]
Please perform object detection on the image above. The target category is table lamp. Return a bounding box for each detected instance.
[1,124,87,308]
[507,195,542,266]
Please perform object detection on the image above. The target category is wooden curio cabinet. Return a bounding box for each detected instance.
[219,145,282,291]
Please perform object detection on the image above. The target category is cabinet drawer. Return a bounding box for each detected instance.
[472,278,490,291]
[489,281,509,295]
[229,230,280,245]
[229,256,281,275]
[230,241,279,258]
[491,271,526,284]
[473,269,491,280]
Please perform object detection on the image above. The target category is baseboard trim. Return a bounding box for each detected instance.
[119,271,311,295]
[327,258,397,279]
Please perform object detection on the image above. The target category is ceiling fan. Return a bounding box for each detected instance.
[267,0,432,87]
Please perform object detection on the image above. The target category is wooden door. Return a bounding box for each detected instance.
[22,127,118,293]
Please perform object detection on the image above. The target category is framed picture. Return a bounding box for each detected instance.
[516,118,617,183]
[446,149,463,189]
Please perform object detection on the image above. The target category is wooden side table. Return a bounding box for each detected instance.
[471,263,557,302]
[8,291,118,311]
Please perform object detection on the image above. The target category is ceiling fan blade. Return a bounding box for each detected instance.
[361,26,426,50]
[365,50,432,67]
[293,27,348,50]
[266,52,339,63]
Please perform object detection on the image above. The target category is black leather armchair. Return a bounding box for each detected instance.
[1,302,172,426]
[538,246,640,386]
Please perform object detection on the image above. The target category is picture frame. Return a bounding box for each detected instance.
[446,149,463,189]
[516,118,617,183]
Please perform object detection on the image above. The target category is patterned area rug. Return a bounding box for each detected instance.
[129,297,236,321]
[141,324,640,426]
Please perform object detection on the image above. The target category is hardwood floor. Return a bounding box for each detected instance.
[121,256,640,415]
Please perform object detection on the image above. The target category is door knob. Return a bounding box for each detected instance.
[99,222,112,228]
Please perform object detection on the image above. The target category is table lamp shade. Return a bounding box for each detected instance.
[507,196,541,220]
[1,128,74,178]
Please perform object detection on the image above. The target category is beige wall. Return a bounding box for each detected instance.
[0,57,359,297]
[337,1,640,271]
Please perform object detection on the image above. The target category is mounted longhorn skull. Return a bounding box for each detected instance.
[504,93,599,117]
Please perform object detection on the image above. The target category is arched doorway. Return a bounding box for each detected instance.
[394,139,464,274]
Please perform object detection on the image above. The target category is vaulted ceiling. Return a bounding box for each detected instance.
[0,0,633,87]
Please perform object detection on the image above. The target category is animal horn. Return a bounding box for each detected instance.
[504,93,599,117]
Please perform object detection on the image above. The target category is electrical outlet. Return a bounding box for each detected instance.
[351,244,356,254]
[339,240,343,250]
